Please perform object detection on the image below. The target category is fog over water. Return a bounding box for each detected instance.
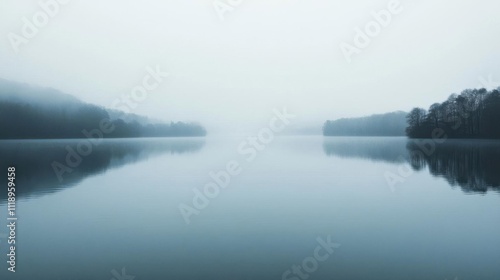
[2,2,500,279]
[1,0,499,133]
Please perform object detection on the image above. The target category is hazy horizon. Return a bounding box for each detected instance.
[1,0,499,133]
[1,2,500,278]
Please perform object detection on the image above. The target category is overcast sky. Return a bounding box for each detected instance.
[1,0,499,133]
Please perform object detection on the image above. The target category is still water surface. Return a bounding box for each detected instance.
[0,136,499,280]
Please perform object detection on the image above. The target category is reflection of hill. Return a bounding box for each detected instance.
[407,140,500,194]
[0,138,205,202]
[323,137,408,164]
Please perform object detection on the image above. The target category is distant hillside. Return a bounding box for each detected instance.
[323,111,407,136]
[0,78,206,139]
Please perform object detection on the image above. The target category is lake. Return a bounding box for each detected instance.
[0,136,499,280]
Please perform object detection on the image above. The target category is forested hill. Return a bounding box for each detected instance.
[406,87,500,139]
[0,78,206,139]
[323,111,407,136]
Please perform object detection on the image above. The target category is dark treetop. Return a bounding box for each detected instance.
[406,87,500,139]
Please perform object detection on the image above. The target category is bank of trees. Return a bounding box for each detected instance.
[323,111,407,136]
[0,79,206,139]
[406,88,500,139]
[0,101,206,139]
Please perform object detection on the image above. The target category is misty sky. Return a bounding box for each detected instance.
[1,0,499,133]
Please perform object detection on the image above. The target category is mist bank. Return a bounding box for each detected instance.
[323,111,407,136]
[0,78,206,139]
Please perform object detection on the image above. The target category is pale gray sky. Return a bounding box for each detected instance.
[1,0,499,133]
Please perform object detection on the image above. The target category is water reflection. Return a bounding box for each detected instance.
[0,138,205,201]
[407,140,500,193]
[323,137,408,163]
[323,137,500,193]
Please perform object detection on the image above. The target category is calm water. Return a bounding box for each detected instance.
[0,136,499,280]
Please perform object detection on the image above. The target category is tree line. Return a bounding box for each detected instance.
[323,111,407,136]
[406,87,500,139]
[0,101,206,139]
